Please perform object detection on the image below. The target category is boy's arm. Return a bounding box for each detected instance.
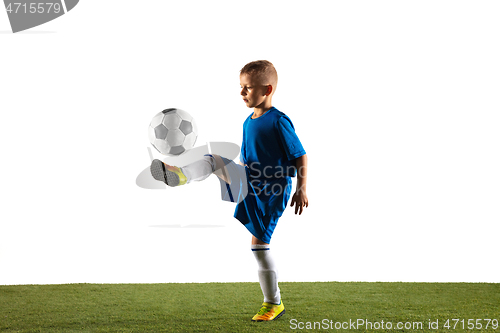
[291,154,308,215]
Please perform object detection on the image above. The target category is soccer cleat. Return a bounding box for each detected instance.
[251,302,285,321]
[150,159,187,187]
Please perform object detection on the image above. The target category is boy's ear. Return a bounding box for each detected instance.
[265,85,273,96]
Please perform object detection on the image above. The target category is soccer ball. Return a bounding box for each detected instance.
[148,108,198,156]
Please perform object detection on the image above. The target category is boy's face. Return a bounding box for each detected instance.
[240,74,271,109]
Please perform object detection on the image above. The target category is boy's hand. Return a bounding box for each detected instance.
[291,190,308,215]
[291,154,308,215]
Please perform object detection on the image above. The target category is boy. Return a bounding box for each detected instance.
[150,60,308,321]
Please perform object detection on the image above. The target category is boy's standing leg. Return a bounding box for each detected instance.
[250,155,309,321]
[250,235,285,321]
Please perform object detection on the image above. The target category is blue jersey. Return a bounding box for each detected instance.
[240,107,306,179]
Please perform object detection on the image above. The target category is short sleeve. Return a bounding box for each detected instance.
[276,116,306,160]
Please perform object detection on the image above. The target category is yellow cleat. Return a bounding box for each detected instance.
[150,159,187,187]
[251,302,285,321]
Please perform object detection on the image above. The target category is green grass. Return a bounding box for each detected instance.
[0,282,499,332]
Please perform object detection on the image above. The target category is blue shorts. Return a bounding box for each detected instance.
[214,156,292,244]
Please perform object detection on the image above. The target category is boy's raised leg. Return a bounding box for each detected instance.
[150,154,231,187]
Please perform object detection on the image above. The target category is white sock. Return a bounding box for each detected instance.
[180,155,215,183]
[251,244,281,304]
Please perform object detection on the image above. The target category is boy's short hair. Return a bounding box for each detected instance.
[240,60,278,87]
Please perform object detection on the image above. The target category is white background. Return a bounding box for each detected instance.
[1,1,499,285]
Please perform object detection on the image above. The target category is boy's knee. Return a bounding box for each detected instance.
[205,154,231,185]
[203,154,216,169]
[204,154,225,171]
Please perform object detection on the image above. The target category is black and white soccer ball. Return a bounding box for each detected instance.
[148,108,198,156]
